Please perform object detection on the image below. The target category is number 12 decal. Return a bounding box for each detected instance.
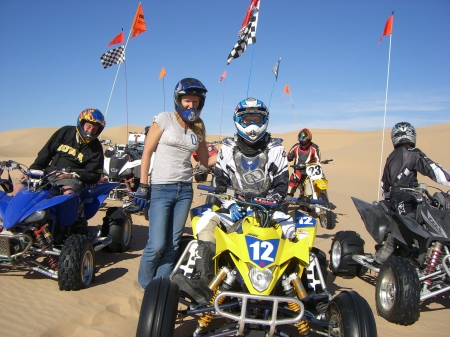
[245,237,279,267]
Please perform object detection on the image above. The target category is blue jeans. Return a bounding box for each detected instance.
[138,183,193,289]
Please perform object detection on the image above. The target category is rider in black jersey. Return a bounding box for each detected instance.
[375,122,450,264]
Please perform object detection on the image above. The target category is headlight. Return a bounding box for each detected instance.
[249,266,273,292]
[23,210,47,224]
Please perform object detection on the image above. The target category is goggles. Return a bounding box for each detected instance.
[241,113,264,125]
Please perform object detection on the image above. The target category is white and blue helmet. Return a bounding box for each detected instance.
[174,78,207,123]
[233,97,269,143]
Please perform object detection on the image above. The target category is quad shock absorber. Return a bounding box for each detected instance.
[194,267,235,336]
[424,241,443,286]
[34,225,58,269]
[282,273,310,335]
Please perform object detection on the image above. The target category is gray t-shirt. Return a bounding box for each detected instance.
[151,112,200,184]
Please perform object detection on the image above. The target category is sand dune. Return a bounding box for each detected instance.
[0,123,449,336]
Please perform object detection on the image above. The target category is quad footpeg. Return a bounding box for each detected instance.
[352,254,380,273]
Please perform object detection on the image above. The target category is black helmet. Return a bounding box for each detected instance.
[391,122,416,148]
[142,126,150,135]
[173,78,207,123]
[76,109,106,143]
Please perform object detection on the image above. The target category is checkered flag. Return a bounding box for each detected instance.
[100,45,125,69]
[227,6,259,65]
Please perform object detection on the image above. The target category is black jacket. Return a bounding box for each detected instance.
[381,146,450,199]
[30,126,104,185]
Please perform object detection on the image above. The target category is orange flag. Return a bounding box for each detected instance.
[159,66,166,80]
[107,31,124,46]
[219,71,226,82]
[131,3,146,39]
[379,13,394,44]
[281,83,290,100]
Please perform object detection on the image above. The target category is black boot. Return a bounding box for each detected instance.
[287,187,296,198]
[374,233,394,264]
[172,241,215,307]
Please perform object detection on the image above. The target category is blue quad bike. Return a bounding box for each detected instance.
[0,160,133,290]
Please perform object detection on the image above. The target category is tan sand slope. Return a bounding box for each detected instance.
[0,123,449,336]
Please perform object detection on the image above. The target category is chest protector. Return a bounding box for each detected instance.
[231,150,270,198]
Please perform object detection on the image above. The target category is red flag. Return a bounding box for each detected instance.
[107,31,124,46]
[281,84,290,100]
[240,0,259,30]
[219,71,226,82]
[379,13,394,44]
[159,66,166,80]
[131,3,146,39]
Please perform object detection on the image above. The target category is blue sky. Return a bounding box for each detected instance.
[1,0,449,136]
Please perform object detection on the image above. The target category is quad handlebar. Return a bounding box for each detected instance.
[290,159,333,170]
[196,184,327,210]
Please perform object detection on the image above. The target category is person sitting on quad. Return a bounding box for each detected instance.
[13,109,106,235]
[286,128,321,197]
[374,121,450,264]
[173,97,291,306]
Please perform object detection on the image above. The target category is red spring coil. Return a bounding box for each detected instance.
[424,245,442,286]
[34,227,58,270]
[47,256,58,270]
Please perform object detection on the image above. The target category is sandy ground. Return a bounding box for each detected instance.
[0,123,449,336]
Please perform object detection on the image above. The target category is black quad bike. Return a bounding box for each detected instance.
[329,183,450,325]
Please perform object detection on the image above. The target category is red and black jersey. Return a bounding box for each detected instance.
[287,142,321,166]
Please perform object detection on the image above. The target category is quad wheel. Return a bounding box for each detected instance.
[330,231,367,278]
[375,256,420,325]
[326,290,377,337]
[136,277,179,337]
[101,207,132,253]
[58,234,95,291]
[318,192,335,229]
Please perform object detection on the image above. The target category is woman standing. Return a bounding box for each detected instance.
[134,78,213,290]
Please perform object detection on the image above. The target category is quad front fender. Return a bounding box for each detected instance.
[2,189,76,229]
[352,197,395,244]
[81,182,119,220]
[391,213,430,246]
[313,178,328,192]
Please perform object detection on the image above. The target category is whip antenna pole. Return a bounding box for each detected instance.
[105,29,133,118]
[377,28,393,200]
[219,77,226,141]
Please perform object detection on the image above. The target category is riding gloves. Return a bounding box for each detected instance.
[228,202,246,222]
[134,183,150,210]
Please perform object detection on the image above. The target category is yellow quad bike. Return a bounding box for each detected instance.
[136,185,377,337]
[291,159,335,230]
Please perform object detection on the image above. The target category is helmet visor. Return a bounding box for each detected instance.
[241,113,264,126]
